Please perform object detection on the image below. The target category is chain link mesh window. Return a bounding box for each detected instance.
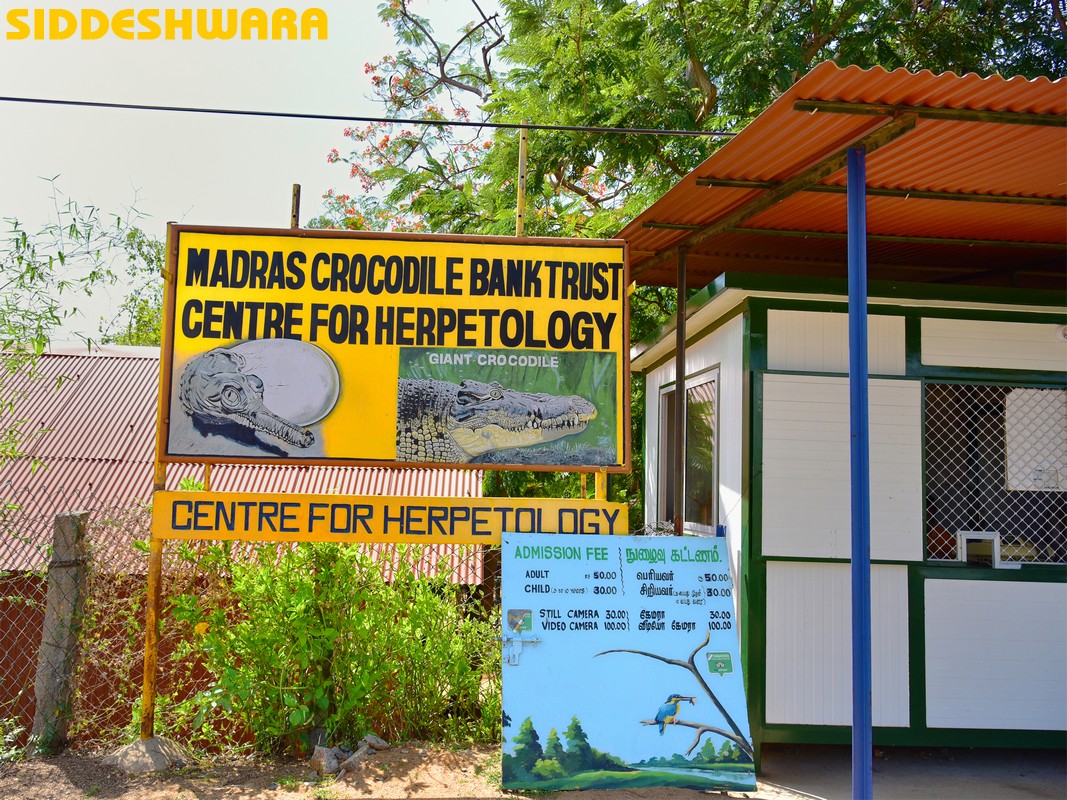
[925,383,1066,564]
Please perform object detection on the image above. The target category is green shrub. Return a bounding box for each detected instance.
[0,717,23,763]
[168,542,499,752]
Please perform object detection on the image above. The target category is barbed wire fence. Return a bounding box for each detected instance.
[0,483,502,760]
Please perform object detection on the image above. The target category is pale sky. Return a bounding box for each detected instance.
[0,1,499,343]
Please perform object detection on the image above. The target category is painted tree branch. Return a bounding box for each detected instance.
[596,626,753,758]
[638,718,746,758]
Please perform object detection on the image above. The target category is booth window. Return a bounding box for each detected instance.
[660,373,718,533]
[924,383,1065,564]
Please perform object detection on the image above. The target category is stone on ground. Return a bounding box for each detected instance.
[309,744,340,776]
[339,743,372,775]
[102,736,192,774]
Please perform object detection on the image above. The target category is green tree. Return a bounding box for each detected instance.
[719,739,741,762]
[544,726,565,763]
[1,188,155,464]
[511,716,544,772]
[98,226,166,346]
[531,756,566,779]
[315,0,1062,521]
[562,715,594,771]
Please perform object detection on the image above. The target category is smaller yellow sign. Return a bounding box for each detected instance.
[152,491,629,544]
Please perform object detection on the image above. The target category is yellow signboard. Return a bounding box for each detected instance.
[153,491,629,544]
[160,226,628,471]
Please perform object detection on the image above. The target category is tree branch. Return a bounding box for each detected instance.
[675,0,717,123]
[1051,0,1067,37]
[394,0,496,101]
[638,719,750,757]
[596,625,753,758]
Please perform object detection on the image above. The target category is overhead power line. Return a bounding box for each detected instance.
[0,95,736,138]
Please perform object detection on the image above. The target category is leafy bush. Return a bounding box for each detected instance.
[0,717,23,764]
[168,542,499,752]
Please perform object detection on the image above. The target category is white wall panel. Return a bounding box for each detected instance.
[925,579,1067,731]
[765,562,910,727]
[922,318,1067,372]
[768,310,906,375]
[761,374,923,560]
[643,317,745,605]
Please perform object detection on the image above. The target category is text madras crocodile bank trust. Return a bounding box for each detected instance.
[177,244,623,349]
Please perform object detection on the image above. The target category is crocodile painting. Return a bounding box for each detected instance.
[396,378,597,463]
[179,347,315,450]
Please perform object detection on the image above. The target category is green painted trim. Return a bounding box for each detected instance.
[713,273,1063,310]
[753,296,905,317]
[632,278,1062,372]
[747,370,768,754]
[904,316,923,376]
[681,273,731,316]
[639,370,649,528]
[746,301,768,373]
[761,556,918,566]
[759,724,1067,749]
[910,306,1066,323]
[745,305,768,754]
[920,377,931,566]
[763,369,915,381]
[740,295,1062,323]
[907,565,927,732]
[920,375,1065,391]
[913,364,1067,383]
[918,563,1067,582]
[740,307,756,770]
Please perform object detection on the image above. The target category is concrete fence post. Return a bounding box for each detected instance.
[28,511,89,756]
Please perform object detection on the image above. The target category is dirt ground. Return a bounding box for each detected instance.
[1,743,1063,800]
[0,742,802,800]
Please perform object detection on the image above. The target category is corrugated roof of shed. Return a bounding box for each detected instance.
[620,63,1066,290]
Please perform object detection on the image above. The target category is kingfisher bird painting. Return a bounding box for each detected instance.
[655,693,696,734]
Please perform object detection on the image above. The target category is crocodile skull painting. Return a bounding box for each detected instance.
[396,378,597,463]
[179,347,316,449]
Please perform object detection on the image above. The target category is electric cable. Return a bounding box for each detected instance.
[0,94,736,138]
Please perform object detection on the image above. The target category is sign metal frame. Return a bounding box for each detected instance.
[158,224,630,473]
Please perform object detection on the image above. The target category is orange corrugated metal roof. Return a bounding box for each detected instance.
[0,349,484,578]
[620,63,1066,289]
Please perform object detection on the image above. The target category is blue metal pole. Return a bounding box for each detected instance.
[847,146,873,800]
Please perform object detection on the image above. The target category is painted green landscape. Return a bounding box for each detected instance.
[502,715,755,791]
